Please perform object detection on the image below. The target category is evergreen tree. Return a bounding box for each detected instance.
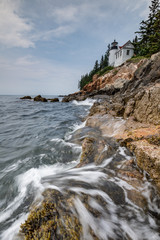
[133,36,139,55]
[135,0,160,56]
[93,60,99,72]
[149,9,160,54]
[103,44,110,67]
[100,55,104,69]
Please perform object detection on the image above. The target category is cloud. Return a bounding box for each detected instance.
[128,0,150,18]
[51,1,108,25]
[0,0,34,48]
[48,0,150,39]
[52,5,78,24]
[0,0,151,47]
[0,55,81,95]
[33,25,75,41]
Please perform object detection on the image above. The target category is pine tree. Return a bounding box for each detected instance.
[133,36,139,55]
[93,60,99,72]
[100,55,104,69]
[149,9,160,54]
[103,44,110,67]
[135,0,160,56]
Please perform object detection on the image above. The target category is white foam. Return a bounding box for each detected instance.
[0,164,71,223]
[65,169,106,184]
[74,197,117,240]
[0,157,30,179]
[51,138,81,149]
[72,120,86,132]
[74,197,96,240]
[65,120,86,140]
[0,167,43,223]
[99,157,113,168]
[100,114,126,137]
[1,213,28,240]
[118,147,132,160]
[72,98,96,107]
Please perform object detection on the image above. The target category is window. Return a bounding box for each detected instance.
[127,50,130,55]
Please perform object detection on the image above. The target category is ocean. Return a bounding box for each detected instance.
[0,95,160,240]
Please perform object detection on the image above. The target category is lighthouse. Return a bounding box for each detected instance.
[109,40,118,66]
[108,40,134,67]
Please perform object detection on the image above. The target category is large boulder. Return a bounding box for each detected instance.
[133,84,160,125]
[34,95,48,102]
[48,98,59,102]
[62,91,87,102]
[20,96,32,100]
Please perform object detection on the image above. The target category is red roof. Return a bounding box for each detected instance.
[120,40,132,49]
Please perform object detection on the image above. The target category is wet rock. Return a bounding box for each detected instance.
[89,102,109,116]
[110,102,124,117]
[78,137,96,167]
[34,95,48,102]
[86,114,126,138]
[146,134,160,146]
[128,140,160,190]
[20,96,32,100]
[124,99,135,119]
[133,84,160,125]
[62,91,87,102]
[126,189,148,209]
[100,180,125,205]
[49,98,59,102]
[70,126,101,146]
[77,134,116,167]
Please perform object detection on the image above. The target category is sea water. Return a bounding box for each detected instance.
[0,95,160,240]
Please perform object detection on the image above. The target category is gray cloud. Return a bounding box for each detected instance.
[0,55,81,95]
[0,0,34,48]
[0,0,150,47]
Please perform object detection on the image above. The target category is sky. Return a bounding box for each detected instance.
[0,0,151,95]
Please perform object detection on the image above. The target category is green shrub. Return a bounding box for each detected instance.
[97,66,114,76]
[126,56,146,63]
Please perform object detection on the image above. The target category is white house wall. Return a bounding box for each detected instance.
[114,50,123,67]
[121,49,134,64]
[109,49,117,66]
[114,48,134,67]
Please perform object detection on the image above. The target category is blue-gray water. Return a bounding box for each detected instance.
[0,95,160,240]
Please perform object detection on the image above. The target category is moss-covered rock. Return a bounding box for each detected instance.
[20,189,82,240]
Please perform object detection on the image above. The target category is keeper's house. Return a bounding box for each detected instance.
[109,40,134,67]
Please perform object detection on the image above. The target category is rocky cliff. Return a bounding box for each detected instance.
[63,52,160,190]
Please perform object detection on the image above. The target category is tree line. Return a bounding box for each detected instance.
[79,0,160,90]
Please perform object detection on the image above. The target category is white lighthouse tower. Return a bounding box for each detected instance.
[109,40,118,66]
